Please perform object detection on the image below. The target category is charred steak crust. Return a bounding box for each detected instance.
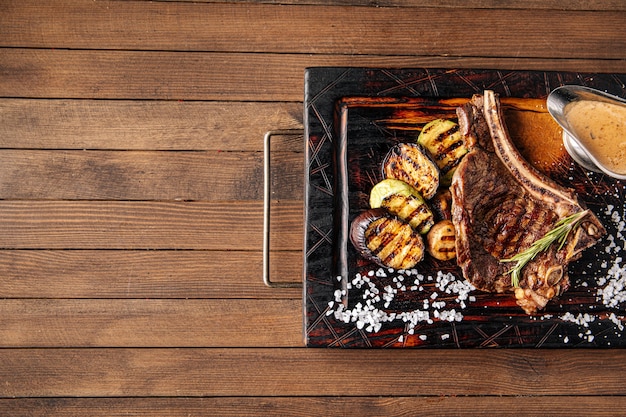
[451,92,606,314]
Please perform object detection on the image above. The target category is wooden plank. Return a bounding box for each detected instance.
[133,0,626,11]
[0,99,303,151]
[0,149,303,200]
[0,299,303,347]
[2,396,626,417]
[0,250,302,298]
[2,2,625,57]
[2,348,626,397]
[2,49,626,101]
[0,200,303,250]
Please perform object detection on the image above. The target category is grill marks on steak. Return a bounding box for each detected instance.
[479,193,559,261]
[451,91,605,314]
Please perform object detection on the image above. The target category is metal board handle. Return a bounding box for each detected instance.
[263,130,303,288]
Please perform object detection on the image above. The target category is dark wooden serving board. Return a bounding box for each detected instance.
[304,68,626,348]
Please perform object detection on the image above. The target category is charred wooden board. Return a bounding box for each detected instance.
[304,68,626,348]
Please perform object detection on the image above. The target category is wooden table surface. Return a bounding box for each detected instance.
[2,1,626,415]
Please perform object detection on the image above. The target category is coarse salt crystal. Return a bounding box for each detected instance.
[328,266,478,335]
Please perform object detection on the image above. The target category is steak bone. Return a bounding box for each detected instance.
[451,91,606,314]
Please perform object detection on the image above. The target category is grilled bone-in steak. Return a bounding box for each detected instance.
[450,91,605,314]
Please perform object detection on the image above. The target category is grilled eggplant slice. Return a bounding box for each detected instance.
[369,179,434,234]
[417,118,468,186]
[426,219,456,261]
[382,143,439,200]
[350,208,425,269]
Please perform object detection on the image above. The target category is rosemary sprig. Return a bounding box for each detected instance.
[500,209,589,288]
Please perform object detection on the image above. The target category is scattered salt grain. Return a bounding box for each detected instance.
[560,312,595,327]
[608,313,625,331]
[328,267,479,336]
[595,204,626,311]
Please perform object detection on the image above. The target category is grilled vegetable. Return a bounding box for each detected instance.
[426,219,457,261]
[382,143,439,200]
[369,179,434,234]
[350,208,425,270]
[430,188,453,221]
[417,118,468,186]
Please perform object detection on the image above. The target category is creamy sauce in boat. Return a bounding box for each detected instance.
[565,100,626,175]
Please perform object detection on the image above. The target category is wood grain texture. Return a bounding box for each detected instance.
[133,0,626,11]
[2,0,626,413]
[0,99,303,151]
[0,250,301,298]
[2,348,626,397]
[2,49,626,101]
[2,1,625,57]
[0,299,302,347]
[0,149,303,200]
[0,200,303,250]
[3,396,626,417]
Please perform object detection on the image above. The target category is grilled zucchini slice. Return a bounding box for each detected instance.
[426,219,457,261]
[369,179,434,234]
[350,208,425,270]
[417,118,468,186]
[382,143,439,200]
